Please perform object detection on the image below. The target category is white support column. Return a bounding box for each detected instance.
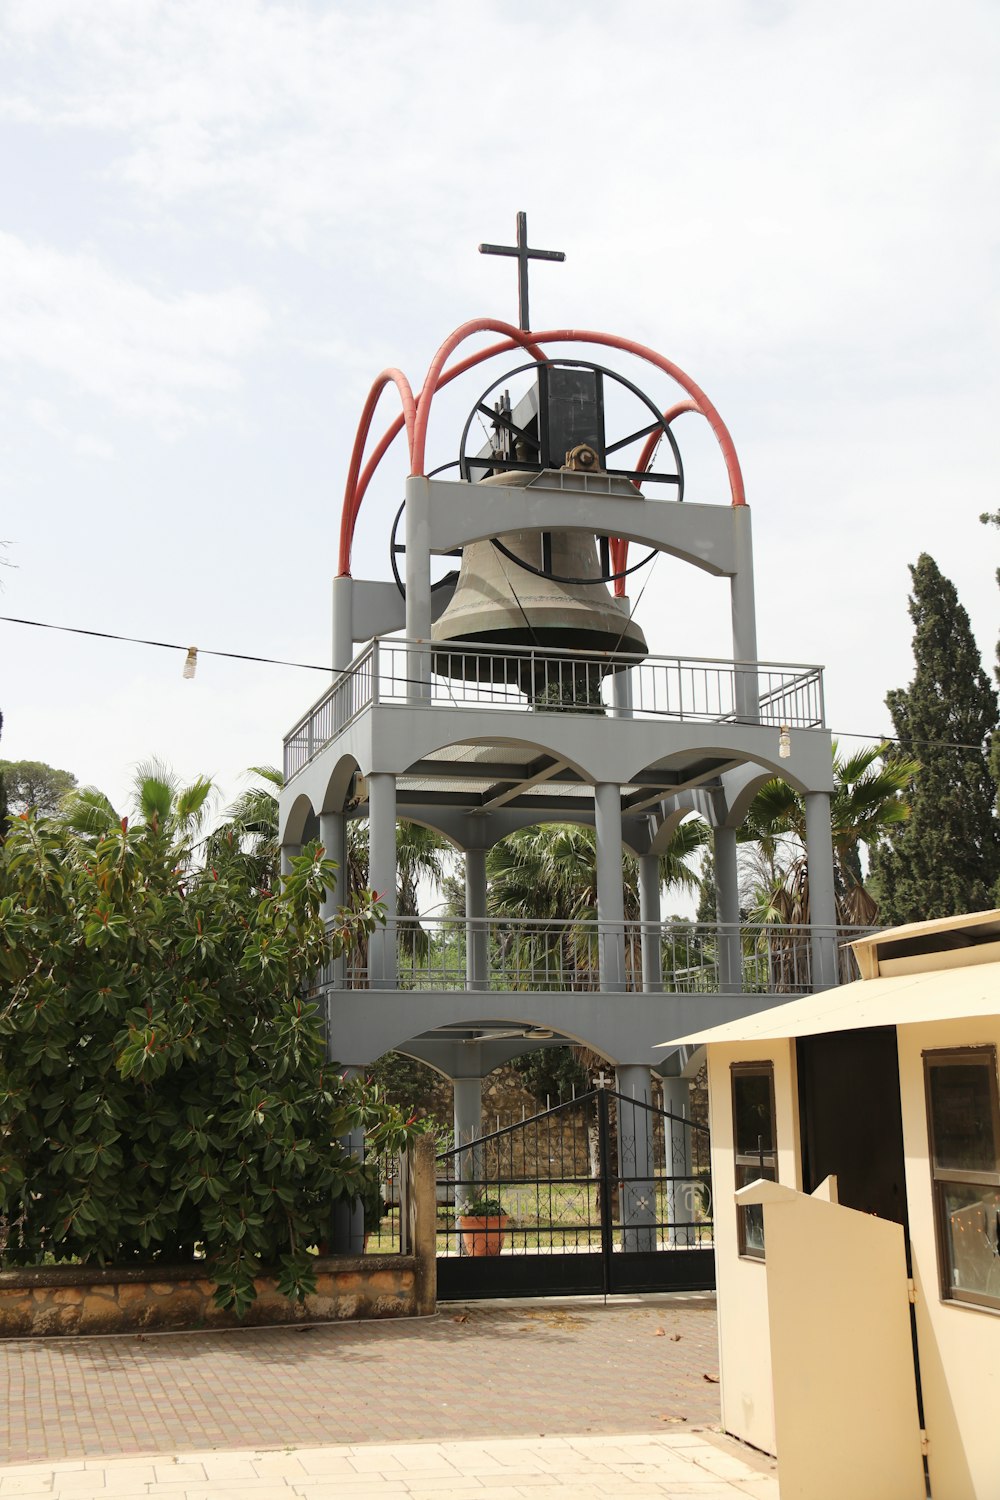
[805,790,838,990]
[615,1064,656,1253]
[714,825,741,995]
[594,782,626,992]
[368,774,397,989]
[452,1076,483,1225]
[331,575,354,672]
[611,663,634,720]
[403,476,432,704]
[465,847,489,992]
[638,854,663,993]
[279,843,299,880]
[730,507,760,723]
[319,811,347,993]
[661,1076,694,1248]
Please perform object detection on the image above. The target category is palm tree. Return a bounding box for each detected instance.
[739,740,918,927]
[204,765,283,890]
[62,759,214,856]
[485,818,709,990]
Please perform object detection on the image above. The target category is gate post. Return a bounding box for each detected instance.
[615,1065,657,1254]
[661,1076,694,1248]
[453,1076,482,1224]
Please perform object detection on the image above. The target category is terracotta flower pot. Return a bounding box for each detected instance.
[457,1213,508,1257]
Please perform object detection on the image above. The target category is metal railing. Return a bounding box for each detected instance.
[284,639,825,778]
[311,916,871,995]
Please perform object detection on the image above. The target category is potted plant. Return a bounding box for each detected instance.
[456,1191,508,1257]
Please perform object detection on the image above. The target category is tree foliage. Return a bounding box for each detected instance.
[0,796,418,1315]
[0,759,78,818]
[871,554,1000,923]
[739,740,918,926]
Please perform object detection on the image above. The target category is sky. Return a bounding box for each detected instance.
[0,0,997,829]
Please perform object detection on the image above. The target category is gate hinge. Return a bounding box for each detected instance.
[920,1429,929,1456]
[907,1278,917,1304]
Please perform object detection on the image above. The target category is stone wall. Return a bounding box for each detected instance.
[0,1256,417,1338]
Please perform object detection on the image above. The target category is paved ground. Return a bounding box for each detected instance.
[1,1296,723,1464]
[0,1294,780,1497]
[0,1433,779,1499]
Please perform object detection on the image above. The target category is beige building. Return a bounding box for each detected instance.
[670,910,1000,1500]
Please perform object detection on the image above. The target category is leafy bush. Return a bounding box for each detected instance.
[0,810,419,1315]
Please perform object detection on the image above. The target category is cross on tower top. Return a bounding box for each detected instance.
[479,211,565,332]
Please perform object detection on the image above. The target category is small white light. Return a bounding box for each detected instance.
[779,724,791,759]
[182,647,198,680]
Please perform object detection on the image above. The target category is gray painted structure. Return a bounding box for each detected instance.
[277,352,841,1227]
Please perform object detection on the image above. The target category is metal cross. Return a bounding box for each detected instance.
[479,211,565,332]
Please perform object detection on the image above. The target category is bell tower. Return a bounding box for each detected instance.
[278,215,842,1252]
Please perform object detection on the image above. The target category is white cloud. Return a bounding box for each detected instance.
[0,232,269,428]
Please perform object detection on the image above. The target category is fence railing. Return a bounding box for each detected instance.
[312,916,872,995]
[284,639,825,778]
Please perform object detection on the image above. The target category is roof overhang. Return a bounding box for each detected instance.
[663,959,1000,1049]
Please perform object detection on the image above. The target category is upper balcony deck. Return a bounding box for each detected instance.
[283,639,825,783]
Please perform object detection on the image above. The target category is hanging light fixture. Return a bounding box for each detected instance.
[779,724,791,759]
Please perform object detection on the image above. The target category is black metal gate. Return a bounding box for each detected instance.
[436,1087,714,1299]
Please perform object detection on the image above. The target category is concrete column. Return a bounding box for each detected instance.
[714,825,741,995]
[453,1076,483,1224]
[615,1065,656,1253]
[330,1065,367,1255]
[279,843,299,880]
[638,854,663,993]
[730,507,760,723]
[611,664,634,720]
[404,476,432,704]
[805,790,839,990]
[465,847,489,992]
[594,782,626,992]
[661,1076,694,1248]
[331,574,354,672]
[368,774,397,989]
[319,811,347,992]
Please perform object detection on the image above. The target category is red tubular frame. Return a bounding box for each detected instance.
[336,321,745,584]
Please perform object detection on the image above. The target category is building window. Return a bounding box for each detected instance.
[732,1062,777,1260]
[925,1047,1000,1311]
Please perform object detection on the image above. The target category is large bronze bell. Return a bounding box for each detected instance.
[431,464,647,697]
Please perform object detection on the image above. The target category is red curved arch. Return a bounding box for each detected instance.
[337,322,745,579]
[337,369,416,583]
[411,323,745,509]
[338,330,545,576]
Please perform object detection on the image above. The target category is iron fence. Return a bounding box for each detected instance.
[284,639,824,778]
[434,1088,714,1297]
[312,916,872,994]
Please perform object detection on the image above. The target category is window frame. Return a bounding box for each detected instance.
[731,1060,778,1261]
[923,1045,1000,1312]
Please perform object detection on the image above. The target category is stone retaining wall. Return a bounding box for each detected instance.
[0,1256,417,1338]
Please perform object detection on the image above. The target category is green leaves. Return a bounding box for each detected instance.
[0,806,415,1315]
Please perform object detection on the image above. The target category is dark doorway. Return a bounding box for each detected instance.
[797,1027,908,1228]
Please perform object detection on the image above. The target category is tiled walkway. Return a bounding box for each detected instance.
[0,1434,778,1499]
[0,1295,780,1497]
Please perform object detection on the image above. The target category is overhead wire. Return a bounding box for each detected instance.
[0,611,994,754]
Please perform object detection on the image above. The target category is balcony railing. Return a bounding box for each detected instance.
[284,639,825,779]
[312,916,870,996]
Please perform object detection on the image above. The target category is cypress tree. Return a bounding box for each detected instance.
[872,554,1000,923]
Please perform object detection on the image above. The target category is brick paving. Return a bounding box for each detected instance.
[0,1295,723,1466]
